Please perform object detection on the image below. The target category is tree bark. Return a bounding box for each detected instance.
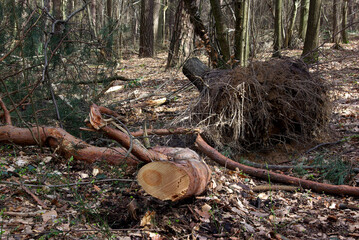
[106,0,113,57]
[209,0,230,63]
[182,58,210,92]
[153,0,161,49]
[332,0,340,46]
[273,0,283,57]
[234,0,249,66]
[299,0,309,40]
[139,0,154,57]
[302,0,322,63]
[166,0,193,68]
[183,0,220,67]
[285,0,300,48]
[0,124,140,166]
[341,0,349,43]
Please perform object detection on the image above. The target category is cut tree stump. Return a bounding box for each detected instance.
[137,147,211,201]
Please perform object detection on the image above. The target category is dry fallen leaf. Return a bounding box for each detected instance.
[92,168,100,176]
[140,211,156,228]
[42,210,58,223]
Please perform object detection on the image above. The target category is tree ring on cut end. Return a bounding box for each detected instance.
[137,161,190,201]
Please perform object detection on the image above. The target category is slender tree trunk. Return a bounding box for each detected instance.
[302,0,322,63]
[87,0,97,38]
[209,0,230,63]
[244,1,250,63]
[106,0,113,57]
[153,0,161,49]
[273,0,282,57]
[130,0,137,47]
[66,0,73,16]
[284,0,299,48]
[332,0,341,47]
[299,0,309,40]
[166,0,183,68]
[183,0,219,67]
[234,0,249,66]
[156,0,166,46]
[341,0,349,43]
[139,0,154,57]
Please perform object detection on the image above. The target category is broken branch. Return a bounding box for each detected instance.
[195,134,359,197]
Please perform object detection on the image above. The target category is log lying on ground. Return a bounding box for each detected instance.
[130,127,359,197]
[195,134,359,197]
[0,124,139,166]
[90,105,212,200]
[137,147,211,201]
[0,97,212,201]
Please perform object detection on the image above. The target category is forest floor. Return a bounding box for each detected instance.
[0,37,359,239]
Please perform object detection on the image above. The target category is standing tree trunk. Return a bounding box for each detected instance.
[332,0,341,47]
[166,1,194,69]
[153,0,161,50]
[166,0,194,68]
[273,0,283,57]
[87,0,98,38]
[302,0,322,63]
[234,0,249,67]
[139,0,154,57]
[341,0,349,43]
[284,0,300,48]
[183,0,219,67]
[66,0,74,16]
[209,0,230,64]
[166,0,183,68]
[106,0,113,58]
[299,0,309,40]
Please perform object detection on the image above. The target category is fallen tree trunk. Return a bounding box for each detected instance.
[137,147,211,201]
[195,134,359,197]
[0,99,211,201]
[0,124,139,166]
[130,127,359,197]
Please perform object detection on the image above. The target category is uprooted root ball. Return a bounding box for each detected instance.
[191,58,330,152]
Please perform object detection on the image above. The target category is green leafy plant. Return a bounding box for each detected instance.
[124,77,142,88]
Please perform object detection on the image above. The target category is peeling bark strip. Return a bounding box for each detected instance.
[137,147,211,201]
[195,135,359,197]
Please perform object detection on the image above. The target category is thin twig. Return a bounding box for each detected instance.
[103,114,134,159]
[19,182,48,209]
[0,178,134,188]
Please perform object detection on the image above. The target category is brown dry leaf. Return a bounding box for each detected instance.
[128,199,138,220]
[93,185,101,192]
[148,232,164,240]
[42,210,58,223]
[194,204,212,222]
[140,211,156,228]
[92,168,100,176]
